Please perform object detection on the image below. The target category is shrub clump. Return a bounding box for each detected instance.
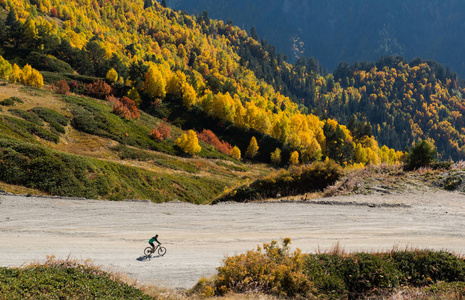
[201,240,465,299]
[214,159,343,203]
[8,109,44,125]
[0,96,24,106]
[198,129,232,155]
[214,238,314,298]
[404,140,436,171]
[0,256,151,299]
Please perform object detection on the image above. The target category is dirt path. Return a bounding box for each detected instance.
[1,190,465,289]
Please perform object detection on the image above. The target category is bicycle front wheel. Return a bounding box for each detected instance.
[144,247,153,256]
[158,246,167,256]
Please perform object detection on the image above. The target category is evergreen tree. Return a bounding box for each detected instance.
[324,123,354,165]
[144,0,153,9]
[6,8,23,47]
[404,140,436,171]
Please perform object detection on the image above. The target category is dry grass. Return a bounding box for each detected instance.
[0,83,69,116]
[0,182,48,196]
[322,163,443,197]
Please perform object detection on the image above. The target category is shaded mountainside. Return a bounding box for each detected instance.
[172,0,465,78]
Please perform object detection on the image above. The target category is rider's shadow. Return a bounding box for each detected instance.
[136,255,162,261]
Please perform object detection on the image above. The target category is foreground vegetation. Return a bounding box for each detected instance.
[194,239,465,299]
[0,256,152,299]
[3,245,465,300]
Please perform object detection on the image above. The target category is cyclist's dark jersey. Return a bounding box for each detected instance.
[149,236,160,244]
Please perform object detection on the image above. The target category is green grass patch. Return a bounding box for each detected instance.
[31,107,69,126]
[0,257,152,299]
[115,145,201,174]
[0,138,228,203]
[1,116,60,143]
[8,109,44,126]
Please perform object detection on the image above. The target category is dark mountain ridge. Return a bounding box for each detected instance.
[171,0,465,78]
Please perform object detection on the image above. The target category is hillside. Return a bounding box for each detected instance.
[172,0,465,78]
[0,0,411,200]
[0,83,271,202]
[198,19,465,160]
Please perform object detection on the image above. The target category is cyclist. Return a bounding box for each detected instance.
[149,234,161,252]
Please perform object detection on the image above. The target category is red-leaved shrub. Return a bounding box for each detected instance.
[198,129,232,155]
[112,96,140,119]
[55,80,70,95]
[151,120,171,141]
[85,80,112,99]
[50,7,58,18]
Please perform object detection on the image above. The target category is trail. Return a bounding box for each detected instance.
[1,190,465,289]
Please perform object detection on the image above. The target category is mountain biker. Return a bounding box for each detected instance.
[149,234,161,252]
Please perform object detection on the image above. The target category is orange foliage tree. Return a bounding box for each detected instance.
[111,96,140,120]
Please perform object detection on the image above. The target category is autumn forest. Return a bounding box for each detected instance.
[0,0,464,200]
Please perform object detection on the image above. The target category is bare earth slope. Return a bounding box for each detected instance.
[1,189,465,289]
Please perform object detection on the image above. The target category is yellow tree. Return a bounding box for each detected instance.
[245,136,259,158]
[270,148,281,165]
[127,87,142,107]
[302,137,322,162]
[29,68,44,88]
[181,82,196,108]
[106,68,118,83]
[144,65,166,98]
[166,70,186,96]
[21,64,43,88]
[12,64,22,83]
[0,56,12,80]
[289,151,299,165]
[176,130,201,155]
[231,146,241,160]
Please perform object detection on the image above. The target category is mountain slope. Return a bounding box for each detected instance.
[172,0,465,78]
[0,83,265,202]
[0,0,409,200]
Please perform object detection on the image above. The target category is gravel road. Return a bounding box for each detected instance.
[1,190,465,289]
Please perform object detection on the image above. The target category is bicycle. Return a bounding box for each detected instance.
[144,244,167,257]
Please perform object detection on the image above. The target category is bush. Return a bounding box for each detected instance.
[389,250,465,285]
[85,80,112,99]
[198,129,232,155]
[3,116,60,143]
[214,239,314,298]
[111,96,140,119]
[0,96,23,106]
[151,120,171,141]
[26,52,74,73]
[54,79,70,95]
[31,107,69,126]
[8,109,44,125]
[207,241,465,299]
[404,140,436,171]
[214,159,343,203]
[0,257,152,299]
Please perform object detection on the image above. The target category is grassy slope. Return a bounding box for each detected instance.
[0,82,272,203]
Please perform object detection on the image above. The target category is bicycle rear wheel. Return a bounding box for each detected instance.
[158,246,167,256]
[144,247,153,256]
